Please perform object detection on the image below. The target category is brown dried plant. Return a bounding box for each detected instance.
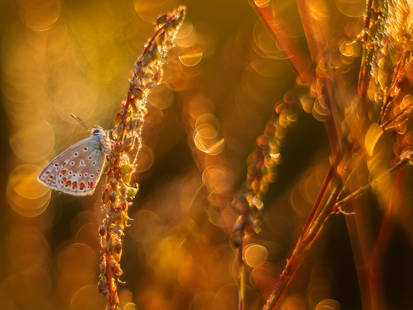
[231,100,298,309]
[229,1,413,309]
[9,2,413,310]
[97,7,185,310]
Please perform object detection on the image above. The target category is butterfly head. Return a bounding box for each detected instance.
[91,125,111,154]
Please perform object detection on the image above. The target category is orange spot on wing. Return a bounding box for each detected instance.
[88,182,94,188]
[72,182,77,189]
[66,181,71,186]
[62,177,67,182]
[80,183,85,190]
[60,170,67,175]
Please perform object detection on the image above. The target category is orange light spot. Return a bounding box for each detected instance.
[60,170,67,175]
[80,183,85,190]
[66,181,71,186]
[62,162,66,167]
[72,182,77,189]
[62,177,67,182]
[88,182,94,188]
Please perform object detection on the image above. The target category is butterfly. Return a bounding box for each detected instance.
[38,126,112,196]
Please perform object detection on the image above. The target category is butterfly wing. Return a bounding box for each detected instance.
[38,135,106,196]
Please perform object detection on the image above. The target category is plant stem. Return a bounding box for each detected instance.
[238,225,246,310]
[261,150,410,309]
[335,156,408,209]
[357,0,374,98]
[253,3,314,85]
[97,7,185,310]
[262,184,341,310]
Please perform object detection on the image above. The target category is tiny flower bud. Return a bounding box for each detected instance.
[99,225,106,236]
[126,186,139,199]
[110,210,122,224]
[109,191,117,202]
[98,277,109,295]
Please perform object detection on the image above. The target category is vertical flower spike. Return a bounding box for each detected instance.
[231,99,298,310]
[98,7,185,310]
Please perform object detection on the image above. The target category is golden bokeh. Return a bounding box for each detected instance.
[365,122,384,157]
[244,243,268,268]
[10,121,55,163]
[17,0,61,31]
[2,0,413,309]
[315,298,341,310]
[7,165,51,217]
[135,144,154,172]
[179,49,204,67]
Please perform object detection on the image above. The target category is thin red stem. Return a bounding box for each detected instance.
[253,3,314,85]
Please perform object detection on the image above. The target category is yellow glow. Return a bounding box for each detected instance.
[339,40,361,57]
[135,144,154,172]
[148,84,174,110]
[253,22,288,60]
[7,165,51,217]
[202,165,235,194]
[336,0,365,18]
[179,50,203,67]
[281,295,306,310]
[254,0,271,8]
[9,121,55,163]
[315,298,341,310]
[70,285,105,310]
[365,123,384,156]
[176,23,197,48]
[244,243,268,268]
[17,0,61,31]
[7,226,50,269]
[134,0,178,22]
[194,131,225,155]
[309,0,329,21]
[123,303,137,310]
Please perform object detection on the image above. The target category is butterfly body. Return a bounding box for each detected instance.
[38,126,111,196]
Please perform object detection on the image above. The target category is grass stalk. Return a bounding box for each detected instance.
[262,183,341,310]
[253,2,314,85]
[97,8,185,309]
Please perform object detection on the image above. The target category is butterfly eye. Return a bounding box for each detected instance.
[88,156,92,160]
[74,152,79,157]
[54,163,59,167]
[70,161,75,166]
[83,147,88,152]
[92,161,96,166]
[84,173,88,177]
[90,174,95,178]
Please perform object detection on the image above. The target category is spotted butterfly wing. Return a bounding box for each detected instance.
[38,126,110,196]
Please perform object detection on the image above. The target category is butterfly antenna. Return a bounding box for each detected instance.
[70,113,89,131]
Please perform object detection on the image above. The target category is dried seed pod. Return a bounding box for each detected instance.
[97,7,186,310]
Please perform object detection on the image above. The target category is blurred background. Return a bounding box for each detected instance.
[1,0,413,309]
